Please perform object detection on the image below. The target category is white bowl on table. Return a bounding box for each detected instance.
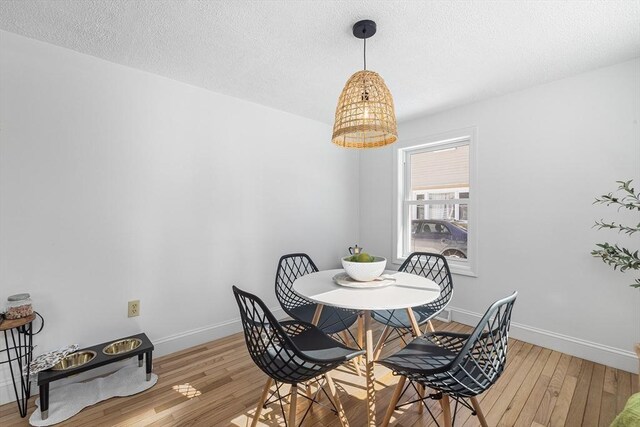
[341,256,387,282]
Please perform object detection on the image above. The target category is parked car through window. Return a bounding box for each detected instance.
[411,219,467,259]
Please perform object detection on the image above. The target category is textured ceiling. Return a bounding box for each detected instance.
[1,1,639,123]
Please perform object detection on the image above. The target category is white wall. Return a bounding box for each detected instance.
[0,31,359,403]
[359,58,640,372]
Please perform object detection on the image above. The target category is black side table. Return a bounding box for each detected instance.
[0,313,40,418]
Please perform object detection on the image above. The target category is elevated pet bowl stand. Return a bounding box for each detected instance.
[36,332,154,420]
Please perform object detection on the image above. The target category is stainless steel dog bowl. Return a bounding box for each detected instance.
[51,351,97,371]
[102,338,142,355]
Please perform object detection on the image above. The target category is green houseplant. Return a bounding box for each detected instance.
[591,180,640,288]
[593,181,640,426]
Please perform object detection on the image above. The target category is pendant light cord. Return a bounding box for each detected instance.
[363,37,367,70]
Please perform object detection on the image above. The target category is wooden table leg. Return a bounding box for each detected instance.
[311,304,324,325]
[406,308,422,338]
[364,310,376,427]
[357,313,364,365]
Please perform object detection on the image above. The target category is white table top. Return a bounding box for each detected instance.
[293,269,441,311]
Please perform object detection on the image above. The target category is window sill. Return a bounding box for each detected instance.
[392,256,477,278]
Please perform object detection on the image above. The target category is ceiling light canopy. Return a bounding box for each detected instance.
[332,20,397,149]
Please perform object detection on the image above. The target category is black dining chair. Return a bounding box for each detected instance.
[233,286,364,427]
[371,252,453,358]
[275,253,360,342]
[378,292,518,427]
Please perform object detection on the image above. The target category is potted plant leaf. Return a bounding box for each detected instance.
[593,180,640,427]
[592,180,639,288]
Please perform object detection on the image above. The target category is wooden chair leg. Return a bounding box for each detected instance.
[418,384,425,414]
[288,384,298,427]
[425,319,436,334]
[381,376,406,427]
[440,394,452,427]
[352,358,362,377]
[251,378,273,427]
[305,382,314,413]
[373,325,392,360]
[311,305,324,325]
[325,373,349,427]
[470,396,488,427]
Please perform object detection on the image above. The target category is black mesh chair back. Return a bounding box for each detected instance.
[379,292,517,427]
[391,292,517,397]
[372,252,453,330]
[400,252,453,315]
[234,286,329,384]
[444,291,517,396]
[275,253,358,335]
[275,253,318,316]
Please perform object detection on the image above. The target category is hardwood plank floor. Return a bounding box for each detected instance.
[0,320,637,426]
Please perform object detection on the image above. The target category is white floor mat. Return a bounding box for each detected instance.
[29,360,158,426]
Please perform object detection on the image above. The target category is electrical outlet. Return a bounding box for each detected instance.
[128,300,140,317]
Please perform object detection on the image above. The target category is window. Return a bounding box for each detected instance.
[394,129,477,276]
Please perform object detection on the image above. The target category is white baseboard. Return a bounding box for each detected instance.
[0,306,286,406]
[152,306,285,357]
[450,306,639,374]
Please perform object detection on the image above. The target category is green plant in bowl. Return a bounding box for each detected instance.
[348,252,375,262]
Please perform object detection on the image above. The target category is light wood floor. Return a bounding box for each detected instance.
[1,320,637,426]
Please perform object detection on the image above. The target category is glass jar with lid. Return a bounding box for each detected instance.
[5,293,33,320]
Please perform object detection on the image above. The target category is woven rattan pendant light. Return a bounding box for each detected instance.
[332,20,397,149]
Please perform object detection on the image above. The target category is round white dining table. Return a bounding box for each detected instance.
[293,268,441,427]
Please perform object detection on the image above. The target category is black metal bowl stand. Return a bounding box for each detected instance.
[36,332,154,421]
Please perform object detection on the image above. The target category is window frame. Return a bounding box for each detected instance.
[393,127,478,277]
